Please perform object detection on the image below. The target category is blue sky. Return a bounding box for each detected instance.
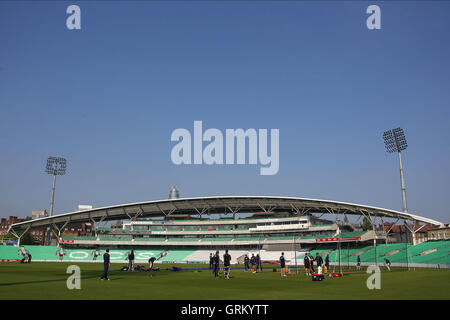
[0,1,449,223]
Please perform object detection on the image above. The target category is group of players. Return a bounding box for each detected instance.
[209,250,291,279]
[243,253,263,273]
[55,247,103,261]
[19,246,393,278]
[206,250,354,279]
[303,252,326,276]
[209,250,232,279]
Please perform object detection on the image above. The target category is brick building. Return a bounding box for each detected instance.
[0,216,25,238]
[380,222,433,244]
[30,228,47,245]
[427,225,450,240]
[60,223,93,237]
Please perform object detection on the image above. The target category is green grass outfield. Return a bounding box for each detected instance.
[0,262,449,300]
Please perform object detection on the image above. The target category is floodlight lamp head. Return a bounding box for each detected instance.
[383,127,408,153]
[46,157,67,175]
[393,127,408,151]
[383,130,396,153]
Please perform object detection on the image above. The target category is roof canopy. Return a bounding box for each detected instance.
[9,196,444,232]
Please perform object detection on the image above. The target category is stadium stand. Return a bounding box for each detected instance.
[234,236,261,241]
[134,238,166,242]
[168,237,199,242]
[336,231,367,238]
[62,236,97,241]
[98,236,132,241]
[200,237,234,242]
[295,241,450,265]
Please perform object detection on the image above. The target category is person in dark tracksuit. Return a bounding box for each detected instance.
[127,250,135,271]
[250,254,256,273]
[244,255,250,271]
[209,253,214,272]
[213,251,220,278]
[223,250,231,280]
[256,254,262,272]
[309,253,315,274]
[304,253,311,276]
[100,249,111,280]
[315,253,324,274]
[280,252,287,277]
[325,254,330,273]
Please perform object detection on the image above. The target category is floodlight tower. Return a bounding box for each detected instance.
[44,157,66,246]
[46,157,67,216]
[383,128,408,213]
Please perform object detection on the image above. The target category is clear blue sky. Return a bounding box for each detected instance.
[0,1,449,223]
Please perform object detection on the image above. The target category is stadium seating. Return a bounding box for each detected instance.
[295,241,450,265]
[234,236,261,241]
[134,238,166,242]
[311,223,335,228]
[337,231,367,238]
[98,237,132,241]
[200,237,234,242]
[168,237,199,242]
[96,227,112,232]
[264,236,293,241]
[408,240,449,264]
[62,236,97,241]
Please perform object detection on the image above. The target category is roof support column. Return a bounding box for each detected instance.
[90,218,98,237]
[367,213,378,267]
[52,220,70,242]
[226,206,241,220]
[91,213,108,238]
[326,208,340,236]
[9,225,30,247]
[402,218,410,270]
[193,207,209,220]
[404,219,423,246]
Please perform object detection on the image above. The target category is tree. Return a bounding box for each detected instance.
[20,230,35,245]
[2,232,15,241]
[362,216,372,231]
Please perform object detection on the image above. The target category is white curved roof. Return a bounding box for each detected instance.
[9,196,444,231]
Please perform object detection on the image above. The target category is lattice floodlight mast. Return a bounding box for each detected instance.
[46,157,67,217]
[383,128,408,213]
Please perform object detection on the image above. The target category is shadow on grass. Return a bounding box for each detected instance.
[0,275,122,287]
[0,270,174,287]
